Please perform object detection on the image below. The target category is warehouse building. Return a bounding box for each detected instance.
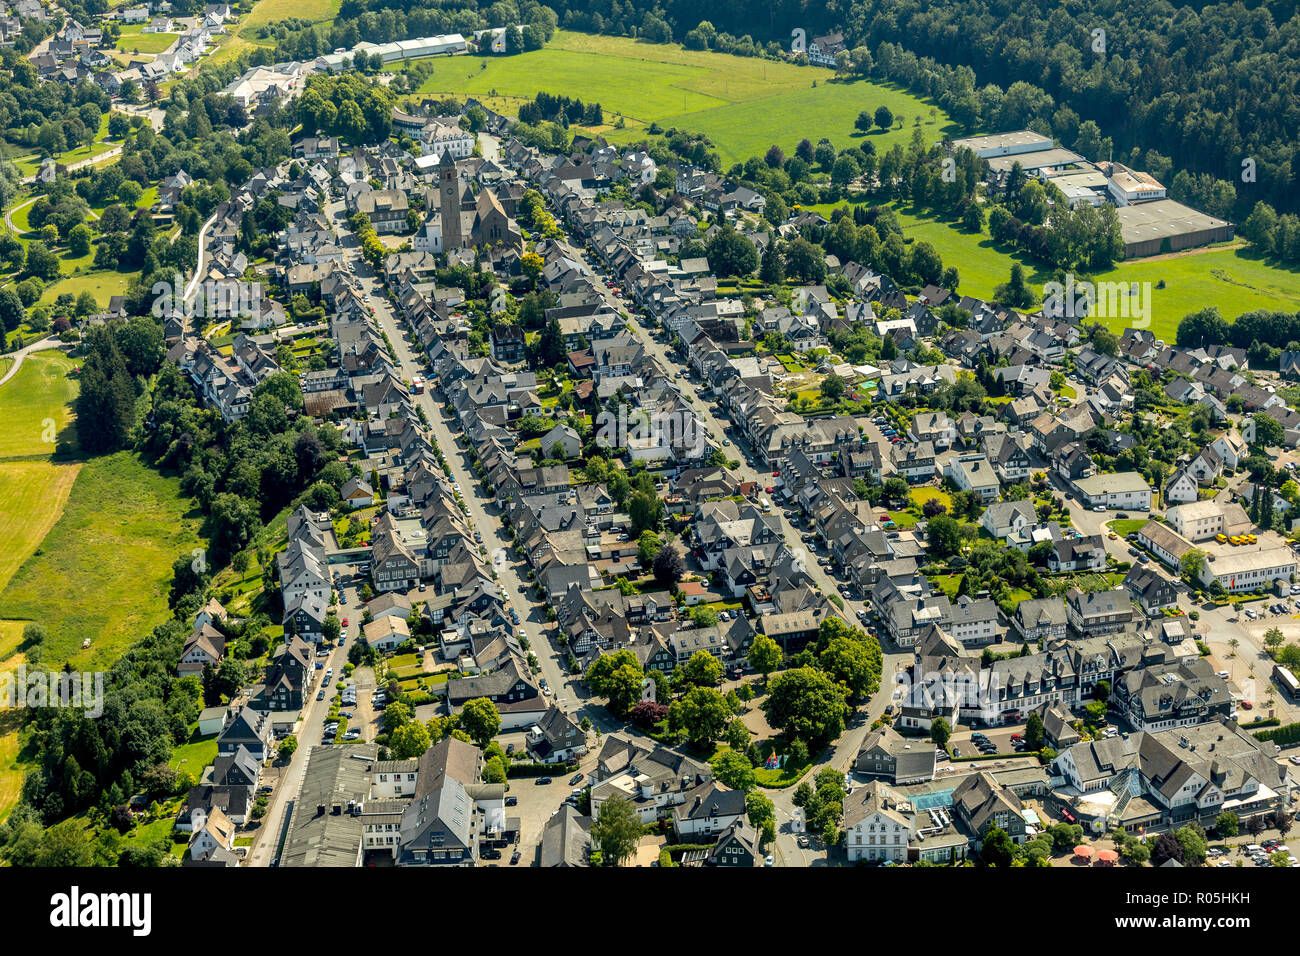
[1116,199,1233,259]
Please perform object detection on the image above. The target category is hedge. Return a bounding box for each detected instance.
[1252,721,1300,744]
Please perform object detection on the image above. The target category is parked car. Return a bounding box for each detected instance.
[536,776,553,785]
[505,796,518,806]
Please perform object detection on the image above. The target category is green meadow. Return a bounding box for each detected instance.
[410,30,953,166]
[0,451,202,670]
[812,200,1300,338]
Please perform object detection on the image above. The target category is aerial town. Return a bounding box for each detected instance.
[0,0,1298,891]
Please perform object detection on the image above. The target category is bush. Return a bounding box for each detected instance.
[1254,721,1300,745]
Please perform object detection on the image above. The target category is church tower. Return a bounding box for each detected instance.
[438,150,463,252]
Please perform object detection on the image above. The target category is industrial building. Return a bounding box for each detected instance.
[1115,199,1234,259]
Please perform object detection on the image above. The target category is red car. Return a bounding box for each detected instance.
[341,618,349,627]
[1010,733,1023,741]
[1241,700,1253,709]
[765,486,775,494]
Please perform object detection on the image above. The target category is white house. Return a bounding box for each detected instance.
[1164,468,1199,506]
[945,455,1000,502]
[1074,471,1152,510]
[979,500,1036,540]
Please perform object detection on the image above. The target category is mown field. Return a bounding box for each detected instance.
[0,350,79,459]
[239,0,340,41]
[115,25,179,56]
[0,461,82,594]
[811,200,1300,338]
[411,31,953,166]
[0,451,202,670]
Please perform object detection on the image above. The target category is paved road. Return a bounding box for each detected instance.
[557,236,927,865]
[246,636,350,867]
[329,200,630,738]
[2,196,36,237]
[0,337,67,386]
[184,210,220,307]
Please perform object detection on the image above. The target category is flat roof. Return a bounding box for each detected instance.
[951,130,1053,153]
[1116,199,1230,243]
[986,148,1086,173]
[1046,169,1108,188]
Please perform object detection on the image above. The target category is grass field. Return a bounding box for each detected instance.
[1107,518,1149,537]
[37,270,133,312]
[811,199,1300,336]
[115,27,178,55]
[0,461,82,594]
[0,351,79,459]
[410,31,953,166]
[10,115,116,180]
[239,0,339,41]
[0,451,202,670]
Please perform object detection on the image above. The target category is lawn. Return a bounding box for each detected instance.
[38,269,134,312]
[0,350,79,458]
[811,198,1300,336]
[169,729,218,783]
[0,451,203,669]
[409,31,953,166]
[910,486,951,511]
[1107,518,1149,537]
[115,27,179,55]
[11,114,117,180]
[239,0,340,41]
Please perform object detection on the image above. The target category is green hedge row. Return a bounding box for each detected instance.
[1253,721,1300,744]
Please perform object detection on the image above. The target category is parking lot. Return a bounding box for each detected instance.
[505,754,596,865]
[948,723,1029,758]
